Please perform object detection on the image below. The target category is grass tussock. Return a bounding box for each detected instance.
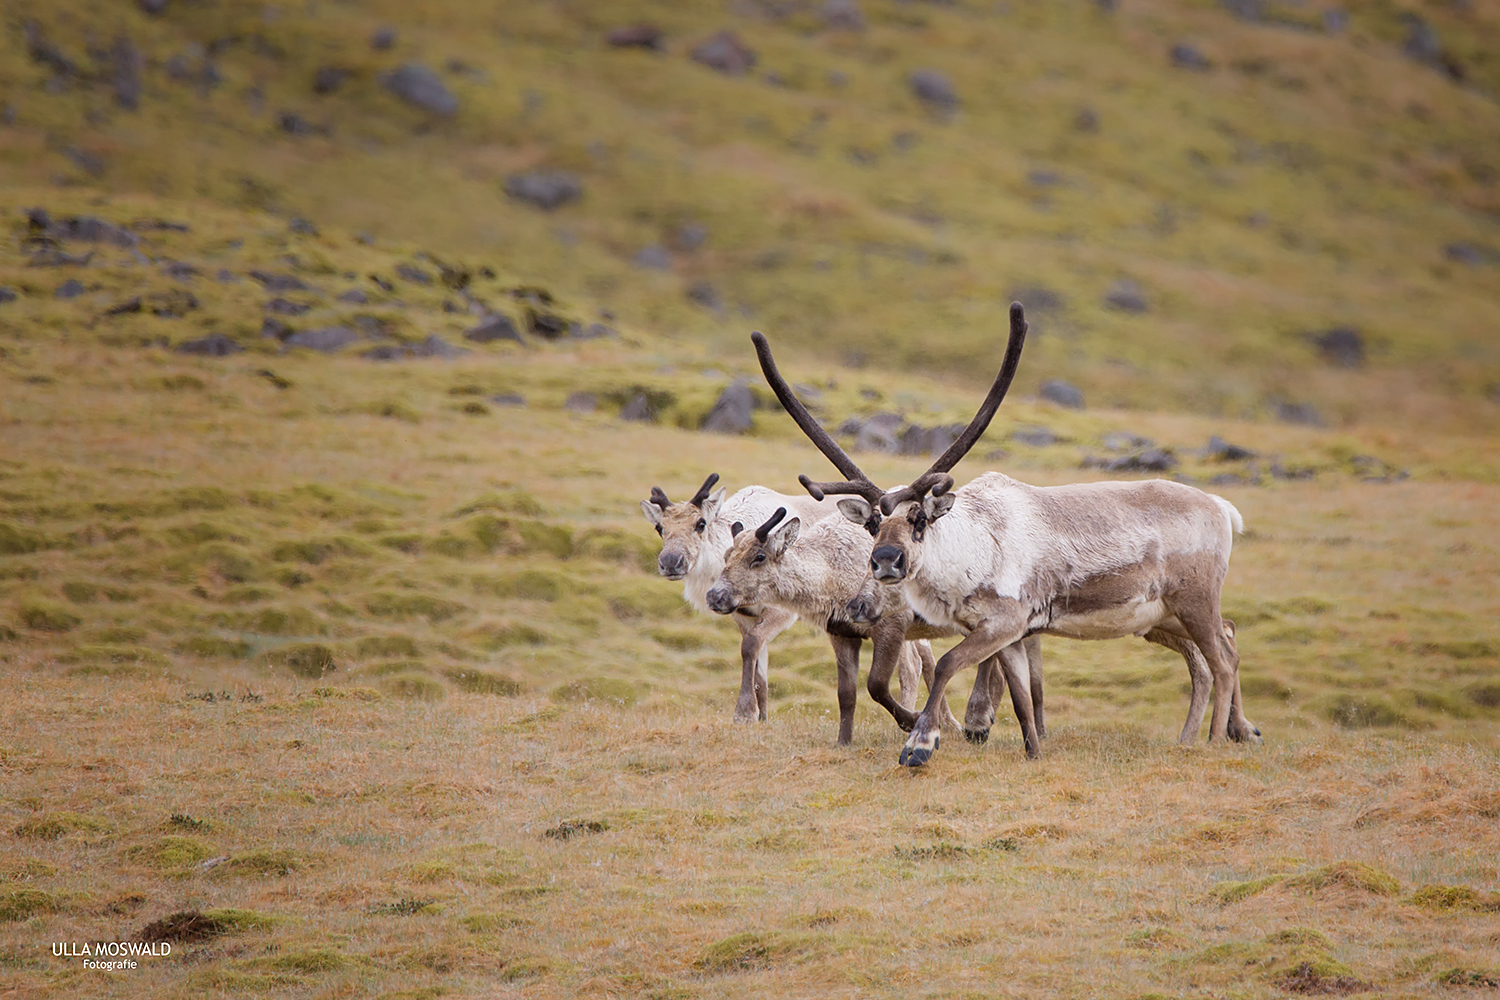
[209,849,315,879]
[12,812,111,842]
[125,836,215,870]
[1408,885,1500,913]
[0,889,59,923]
[136,908,276,943]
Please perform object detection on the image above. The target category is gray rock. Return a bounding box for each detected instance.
[380,63,458,116]
[1446,242,1498,266]
[1348,455,1407,483]
[337,289,368,304]
[410,335,466,359]
[1012,426,1057,447]
[1028,169,1064,188]
[288,217,319,235]
[0,288,17,304]
[1272,400,1324,427]
[286,326,360,353]
[371,28,397,50]
[691,31,756,76]
[526,309,569,340]
[909,69,958,109]
[395,264,433,284]
[898,423,964,457]
[266,298,311,316]
[1312,327,1364,368]
[249,271,309,292]
[1083,449,1178,473]
[1007,285,1065,313]
[633,245,672,270]
[361,344,406,361]
[28,209,138,248]
[112,35,143,110]
[161,261,199,282]
[1208,472,1250,487]
[1220,0,1263,21]
[670,223,710,252]
[1039,379,1085,410]
[575,322,616,339]
[313,66,350,94]
[1102,431,1152,452]
[504,170,583,211]
[1074,106,1100,133]
[821,0,866,31]
[619,392,656,422]
[686,281,722,310]
[138,0,167,14]
[1401,13,1442,66]
[28,248,92,267]
[465,315,522,343]
[177,333,243,356]
[702,380,755,434]
[605,24,663,49]
[260,318,293,341]
[1323,9,1347,32]
[216,269,237,283]
[1205,435,1256,461]
[852,412,902,453]
[1103,279,1148,313]
[564,392,598,413]
[491,393,525,407]
[55,279,85,299]
[1171,43,1212,71]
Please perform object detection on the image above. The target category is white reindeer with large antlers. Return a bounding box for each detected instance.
[756,302,1258,766]
[640,474,930,741]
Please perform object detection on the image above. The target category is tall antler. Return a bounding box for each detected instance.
[648,487,672,511]
[689,472,720,508]
[750,332,885,504]
[879,302,1028,515]
[754,507,787,542]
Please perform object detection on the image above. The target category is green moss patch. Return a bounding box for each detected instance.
[18,600,80,633]
[1286,861,1402,897]
[137,908,276,943]
[210,849,315,878]
[13,812,112,841]
[381,673,447,701]
[1409,885,1500,912]
[550,677,643,707]
[126,836,215,870]
[0,888,59,923]
[694,931,815,972]
[268,642,337,678]
[0,857,57,881]
[443,668,523,696]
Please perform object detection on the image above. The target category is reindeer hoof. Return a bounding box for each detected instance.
[962,728,990,746]
[898,735,938,767]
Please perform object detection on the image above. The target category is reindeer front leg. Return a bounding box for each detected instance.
[733,606,797,723]
[830,634,862,746]
[901,599,1028,767]
[866,615,920,732]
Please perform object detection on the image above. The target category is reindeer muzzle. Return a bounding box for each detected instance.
[704,583,737,615]
[870,545,906,583]
[657,551,689,580]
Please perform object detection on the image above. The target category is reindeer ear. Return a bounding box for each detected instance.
[836,497,872,525]
[923,493,957,522]
[730,521,744,538]
[701,487,727,522]
[640,499,663,526]
[766,517,800,557]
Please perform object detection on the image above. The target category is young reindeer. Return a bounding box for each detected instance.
[640,473,929,732]
[797,302,1260,766]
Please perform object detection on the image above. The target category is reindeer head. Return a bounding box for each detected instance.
[704,508,800,615]
[639,473,726,580]
[753,301,1027,587]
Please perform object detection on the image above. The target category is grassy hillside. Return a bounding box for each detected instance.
[2,0,1499,996]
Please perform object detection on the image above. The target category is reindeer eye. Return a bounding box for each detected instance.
[751,552,766,566]
[695,519,706,533]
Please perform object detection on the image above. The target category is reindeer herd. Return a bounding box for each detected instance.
[641,304,1261,767]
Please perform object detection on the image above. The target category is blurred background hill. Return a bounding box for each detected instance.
[4,0,1499,430]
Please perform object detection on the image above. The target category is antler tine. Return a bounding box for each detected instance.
[798,474,885,504]
[754,507,788,543]
[878,472,956,515]
[649,487,672,511]
[689,472,721,508]
[923,301,1028,476]
[751,332,872,485]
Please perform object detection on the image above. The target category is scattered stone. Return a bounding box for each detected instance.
[1349,455,1408,483]
[575,322,616,339]
[279,112,324,136]
[55,279,85,299]
[139,0,167,14]
[337,289,368,304]
[380,64,458,116]
[369,274,394,293]
[670,222,710,252]
[1082,449,1178,473]
[909,69,958,110]
[161,261,199,281]
[605,24,664,50]
[1208,472,1250,487]
[1028,169,1064,188]
[216,269,237,283]
[1012,426,1057,447]
[1323,9,1347,32]
[288,218,319,236]
[1270,459,1317,482]
[313,66,351,94]
[1102,431,1152,452]
[702,380,755,434]
[822,0,867,31]
[24,22,78,78]
[363,335,466,361]
[1220,0,1263,20]
[1074,106,1100,133]
[1446,242,1498,266]
[149,289,199,317]
[1103,279,1149,313]
[112,35,143,110]
[28,249,92,267]
[848,413,902,453]
[504,171,583,211]
[285,326,360,353]
[1008,285,1065,314]
[1039,379,1085,410]
[491,393,525,407]
[177,333,243,356]
[65,147,106,178]
[0,288,17,304]
[256,368,292,389]
[526,309,570,340]
[1272,400,1324,427]
[28,209,138,248]
[691,31,756,76]
[686,281,722,310]
[249,271,309,292]
[260,318,293,341]
[1312,327,1365,368]
[105,295,144,316]
[371,27,397,50]
[1400,13,1459,78]
[619,392,655,422]
[633,245,672,270]
[564,392,598,413]
[266,298,311,316]
[1205,435,1256,461]
[1171,43,1212,71]
[464,315,522,343]
[395,264,433,285]
[898,423,965,457]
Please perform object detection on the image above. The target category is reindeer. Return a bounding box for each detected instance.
[640,474,930,735]
[755,302,1258,767]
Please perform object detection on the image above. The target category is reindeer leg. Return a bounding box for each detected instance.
[734,607,796,724]
[866,616,919,732]
[896,642,921,712]
[962,654,1005,745]
[997,641,1041,758]
[1144,627,1211,745]
[1024,634,1045,739]
[901,599,1027,767]
[829,634,862,746]
[1169,600,1260,744]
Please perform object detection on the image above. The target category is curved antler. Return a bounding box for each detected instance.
[879,302,1028,515]
[689,472,720,508]
[649,487,671,511]
[754,507,787,543]
[752,332,886,502]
